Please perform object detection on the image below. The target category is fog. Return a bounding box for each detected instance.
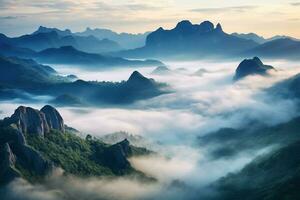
[1,59,300,200]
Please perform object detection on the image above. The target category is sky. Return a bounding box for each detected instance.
[0,0,300,38]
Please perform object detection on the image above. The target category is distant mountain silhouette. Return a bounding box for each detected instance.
[116,20,259,59]
[245,38,300,59]
[0,29,121,53]
[231,32,266,44]
[232,32,299,44]
[0,56,65,87]
[151,66,172,75]
[0,43,35,58]
[35,46,163,67]
[76,27,149,49]
[33,26,72,36]
[49,94,83,107]
[234,57,275,80]
[0,56,168,105]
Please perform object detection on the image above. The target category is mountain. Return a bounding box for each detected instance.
[49,94,83,107]
[0,43,35,58]
[35,46,163,67]
[0,57,168,105]
[32,26,72,36]
[76,27,149,49]
[231,32,266,44]
[270,72,300,99]
[245,38,300,59]
[233,57,275,80]
[232,32,299,44]
[0,105,151,185]
[49,71,168,104]
[198,115,300,160]
[151,66,172,75]
[193,68,209,76]
[0,30,121,53]
[117,20,259,59]
[99,131,158,149]
[0,56,68,88]
[212,141,300,200]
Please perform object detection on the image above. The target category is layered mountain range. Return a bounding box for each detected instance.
[76,27,149,49]
[0,56,168,105]
[1,21,299,65]
[115,20,300,60]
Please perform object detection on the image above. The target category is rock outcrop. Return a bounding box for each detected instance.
[234,57,275,80]
[0,143,20,185]
[0,126,52,185]
[5,105,64,136]
[41,105,64,132]
[9,106,49,136]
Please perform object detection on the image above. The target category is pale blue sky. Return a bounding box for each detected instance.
[0,0,299,38]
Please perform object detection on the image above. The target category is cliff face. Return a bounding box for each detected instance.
[0,126,52,185]
[9,106,49,136]
[0,105,64,185]
[5,105,64,136]
[41,105,65,133]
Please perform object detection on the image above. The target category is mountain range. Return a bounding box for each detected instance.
[0,43,163,68]
[1,22,300,62]
[76,27,149,49]
[116,20,259,59]
[35,46,163,67]
[0,56,168,105]
[244,38,300,60]
[115,20,300,60]
[232,32,299,44]
[0,26,121,54]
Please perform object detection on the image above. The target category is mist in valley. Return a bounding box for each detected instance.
[1,58,300,200]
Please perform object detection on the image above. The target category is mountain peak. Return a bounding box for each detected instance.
[7,105,65,136]
[175,20,193,29]
[199,21,214,32]
[128,71,146,81]
[40,105,64,133]
[234,57,275,80]
[215,23,223,32]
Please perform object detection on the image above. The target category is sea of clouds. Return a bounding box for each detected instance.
[1,59,300,200]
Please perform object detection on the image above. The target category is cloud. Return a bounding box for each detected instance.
[0,16,24,20]
[290,2,300,6]
[190,5,258,13]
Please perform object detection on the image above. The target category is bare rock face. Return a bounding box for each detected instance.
[41,105,64,133]
[5,105,64,136]
[0,126,53,185]
[9,106,49,136]
[0,143,20,185]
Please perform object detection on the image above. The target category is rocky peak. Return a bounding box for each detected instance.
[9,106,49,136]
[215,23,223,32]
[127,71,149,83]
[6,105,64,136]
[199,21,215,32]
[234,57,275,80]
[40,105,64,133]
[175,20,193,30]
